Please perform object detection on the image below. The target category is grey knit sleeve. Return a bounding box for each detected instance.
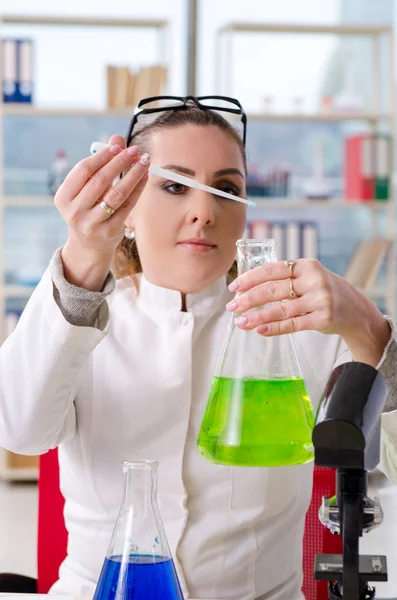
[49,248,116,330]
[378,317,397,412]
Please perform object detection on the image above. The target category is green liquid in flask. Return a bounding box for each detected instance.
[197,376,315,467]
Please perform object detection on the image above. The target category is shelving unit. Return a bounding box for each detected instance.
[251,198,392,210]
[0,105,136,117]
[216,22,393,96]
[216,22,396,320]
[0,450,38,481]
[220,23,392,34]
[246,112,393,122]
[0,13,169,482]
[1,285,35,299]
[3,195,54,207]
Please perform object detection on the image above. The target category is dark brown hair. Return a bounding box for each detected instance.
[114,105,247,280]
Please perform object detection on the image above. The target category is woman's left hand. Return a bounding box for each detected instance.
[226,258,391,366]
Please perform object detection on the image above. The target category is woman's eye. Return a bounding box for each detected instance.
[163,182,186,195]
[216,185,240,197]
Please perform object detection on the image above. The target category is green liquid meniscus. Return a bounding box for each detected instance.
[197,377,315,467]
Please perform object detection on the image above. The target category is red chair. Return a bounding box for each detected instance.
[37,450,67,594]
[302,467,342,600]
[38,451,341,598]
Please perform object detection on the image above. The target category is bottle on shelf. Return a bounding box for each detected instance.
[48,149,69,196]
[333,52,364,114]
[302,138,332,200]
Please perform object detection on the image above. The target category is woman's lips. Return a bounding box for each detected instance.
[178,239,217,253]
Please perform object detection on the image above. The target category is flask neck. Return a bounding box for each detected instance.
[237,239,277,276]
[121,461,157,515]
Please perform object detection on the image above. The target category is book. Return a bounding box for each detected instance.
[344,240,374,287]
[251,220,270,240]
[269,222,286,261]
[285,222,300,260]
[127,71,137,107]
[364,238,392,288]
[106,66,118,108]
[301,222,318,259]
[18,38,33,102]
[374,134,391,202]
[113,66,130,108]
[133,66,154,107]
[344,238,391,289]
[151,65,167,97]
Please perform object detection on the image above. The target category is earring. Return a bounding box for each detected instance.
[124,227,135,240]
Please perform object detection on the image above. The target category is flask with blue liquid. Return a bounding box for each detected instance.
[93,460,184,600]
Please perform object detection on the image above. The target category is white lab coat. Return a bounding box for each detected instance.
[0,267,369,600]
[380,413,397,484]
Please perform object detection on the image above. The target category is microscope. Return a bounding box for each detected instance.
[312,361,389,600]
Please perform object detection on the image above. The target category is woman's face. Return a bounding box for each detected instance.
[126,124,247,293]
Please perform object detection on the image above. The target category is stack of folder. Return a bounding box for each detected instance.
[106,65,167,109]
[246,219,319,261]
[344,133,391,202]
[1,37,34,103]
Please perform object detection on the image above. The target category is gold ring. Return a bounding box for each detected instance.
[285,259,297,299]
[99,200,115,216]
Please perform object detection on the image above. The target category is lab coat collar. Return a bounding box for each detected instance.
[138,273,229,315]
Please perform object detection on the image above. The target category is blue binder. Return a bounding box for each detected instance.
[2,37,33,103]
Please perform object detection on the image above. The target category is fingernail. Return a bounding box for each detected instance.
[91,141,109,154]
[257,325,269,334]
[229,280,239,292]
[235,316,247,326]
[140,153,151,166]
[110,144,122,155]
[127,145,139,157]
[226,301,237,311]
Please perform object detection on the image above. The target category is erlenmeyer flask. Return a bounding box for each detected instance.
[93,460,184,600]
[197,239,315,468]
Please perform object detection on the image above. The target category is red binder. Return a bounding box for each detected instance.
[344,134,374,202]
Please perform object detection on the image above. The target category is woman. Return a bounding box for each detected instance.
[0,97,395,600]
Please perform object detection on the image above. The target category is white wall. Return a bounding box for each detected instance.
[1,0,340,109]
[0,0,188,106]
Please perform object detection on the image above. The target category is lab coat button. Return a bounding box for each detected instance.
[181,318,189,327]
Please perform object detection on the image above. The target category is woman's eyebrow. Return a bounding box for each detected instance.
[161,165,245,180]
[161,164,196,177]
[214,168,245,179]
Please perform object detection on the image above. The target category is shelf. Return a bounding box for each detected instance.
[0,14,167,29]
[220,23,392,35]
[0,104,133,117]
[1,106,390,122]
[3,196,55,207]
[360,286,389,299]
[2,285,35,299]
[250,198,392,210]
[0,466,39,482]
[4,196,390,210]
[247,112,392,122]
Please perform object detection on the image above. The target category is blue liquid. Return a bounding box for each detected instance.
[93,554,184,600]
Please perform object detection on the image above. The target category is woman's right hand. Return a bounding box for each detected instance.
[55,134,150,291]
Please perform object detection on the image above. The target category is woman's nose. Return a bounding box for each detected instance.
[188,190,216,226]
